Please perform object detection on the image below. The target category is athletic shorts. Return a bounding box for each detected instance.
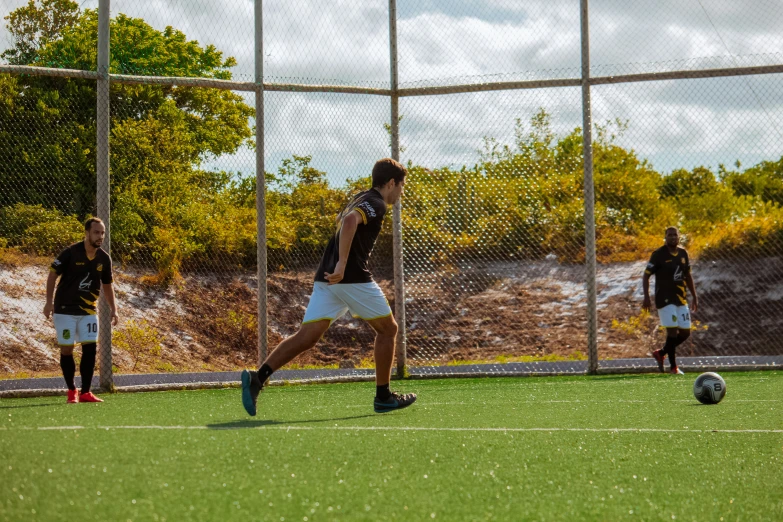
[657,304,691,329]
[53,314,98,346]
[302,282,392,324]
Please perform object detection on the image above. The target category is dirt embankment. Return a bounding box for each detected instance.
[2,257,781,376]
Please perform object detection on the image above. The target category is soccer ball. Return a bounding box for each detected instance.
[693,372,726,405]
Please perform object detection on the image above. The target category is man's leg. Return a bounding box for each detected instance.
[75,315,103,402]
[669,328,691,373]
[263,320,331,372]
[241,320,330,416]
[366,315,416,413]
[59,345,77,402]
[653,306,681,373]
[366,315,397,387]
[54,314,78,403]
[79,343,97,394]
[663,328,680,373]
[77,343,103,402]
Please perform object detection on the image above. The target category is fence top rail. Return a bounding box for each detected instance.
[398,78,581,96]
[0,64,99,80]
[590,63,783,85]
[1,63,782,94]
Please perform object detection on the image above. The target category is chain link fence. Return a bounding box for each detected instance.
[1,0,782,387]
[591,74,783,368]
[398,88,588,373]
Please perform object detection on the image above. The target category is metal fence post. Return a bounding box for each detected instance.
[96,0,113,390]
[580,0,598,374]
[389,0,407,378]
[256,0,268,365]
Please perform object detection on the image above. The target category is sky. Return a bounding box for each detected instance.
[1,0,782,184]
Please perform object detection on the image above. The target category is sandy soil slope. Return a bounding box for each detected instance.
[2,257,781,376]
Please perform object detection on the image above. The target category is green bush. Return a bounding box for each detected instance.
[697,201,783,260]
[0,203,83,255]
[113,319,163,371]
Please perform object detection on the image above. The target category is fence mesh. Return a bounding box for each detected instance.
[1,0,782,384]
[264,91,391,369]
[107,84,258,374]
[110,0,255,81]
[399,88,588,373]
[591,75,783,367]
[396,1,580,87]
[263,1,389,88]
[589,0,783,77]
[0,71,97,374]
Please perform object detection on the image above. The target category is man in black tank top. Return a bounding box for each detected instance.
[241,158,417,415]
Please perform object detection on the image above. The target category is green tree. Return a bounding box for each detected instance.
[722,158,783,205]
[1,0,79,66]
[0,2,254,275]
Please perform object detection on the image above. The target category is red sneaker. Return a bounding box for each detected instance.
[67,390,79,404]
[651,350,665,373]
[670,366,685,375]
[79,392,104,403]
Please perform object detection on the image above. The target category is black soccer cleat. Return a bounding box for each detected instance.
[374,391,417,413]
[241,369,264,416]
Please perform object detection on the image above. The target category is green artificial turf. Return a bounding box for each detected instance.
[1,372,781,521]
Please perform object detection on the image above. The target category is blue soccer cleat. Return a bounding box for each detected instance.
[241,369,263,416]
[374,391,417,413]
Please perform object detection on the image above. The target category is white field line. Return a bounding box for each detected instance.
[342,399,782,406]
[311,399,782,409]
[1,425,781,434]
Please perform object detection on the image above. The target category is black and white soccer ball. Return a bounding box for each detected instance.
[693,372,726,404]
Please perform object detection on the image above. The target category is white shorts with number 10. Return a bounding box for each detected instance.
[657,304,691,329]
[53,313,99,346]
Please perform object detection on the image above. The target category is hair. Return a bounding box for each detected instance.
[84,217,104,232]
[665,226,679,235]
[371,158,407,188]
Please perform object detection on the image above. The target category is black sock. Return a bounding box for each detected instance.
[663,335,679,368]
[257,363,274,384]
[674,330,691,348]
[80,343,97,394]
[60,354,76,391]
[376,384,391,400]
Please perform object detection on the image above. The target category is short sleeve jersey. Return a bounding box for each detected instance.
[51,242,113,315]
[315,189,387,284]
[644,246,690,309]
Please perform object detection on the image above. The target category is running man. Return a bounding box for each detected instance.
[241,158,416,415]
[642,226,699,374]
[43,217,118,403]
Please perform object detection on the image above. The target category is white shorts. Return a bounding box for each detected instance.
[302,282,392,324]
[53,314,98,346]
[657,304,691,329]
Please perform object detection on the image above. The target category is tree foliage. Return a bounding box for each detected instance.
[1,2,781,278]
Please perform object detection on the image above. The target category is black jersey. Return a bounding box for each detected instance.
[315,189,387,284]
[51,242,113,315]
[644,246,690,309]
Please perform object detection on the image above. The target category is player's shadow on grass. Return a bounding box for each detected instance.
[590,374,663,381]
[0,403,61,410]
[206,414,375,430]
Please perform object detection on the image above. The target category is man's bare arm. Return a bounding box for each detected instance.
[324,211,362,285]
[642,272,652,312]
[685,272,698,313]
[43,271,58,319]
[102,283,119,326]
